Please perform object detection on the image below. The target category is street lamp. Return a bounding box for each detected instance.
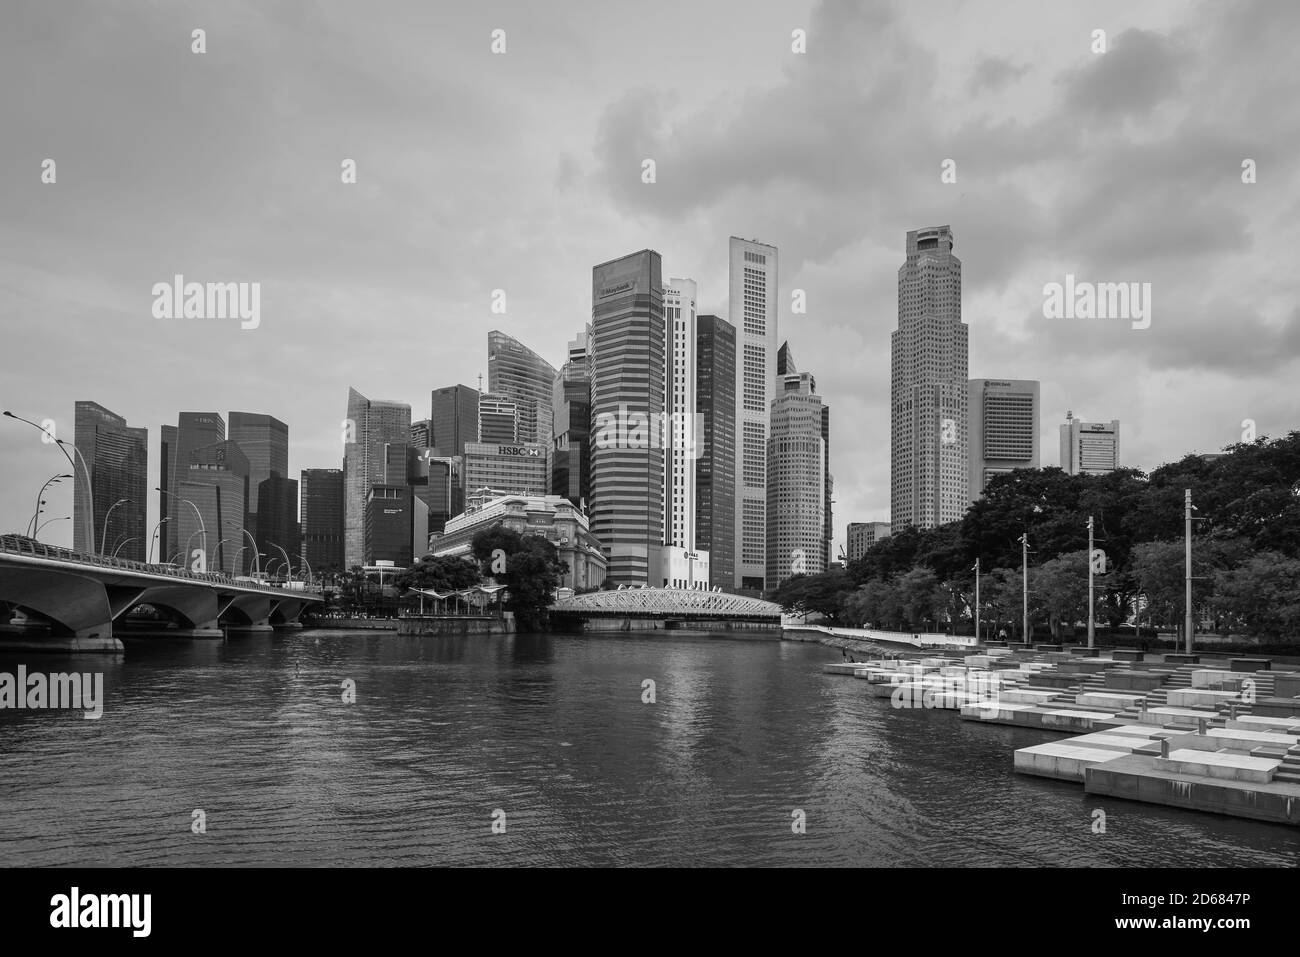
[4,412,91,545]
[225,521,259,576]
[28,473,72,536]
[55,439,95,551]
[267,541,295,581]
[111,537,139,558]
[35,515,70,538]
[148,517,171,564]
[100,498,132,555]
[156,487,206,566]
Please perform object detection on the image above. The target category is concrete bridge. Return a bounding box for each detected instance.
[549,586,782,631]
[0,534,324,653]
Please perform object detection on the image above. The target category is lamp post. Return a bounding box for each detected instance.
[35,515,70,538]
[100,498,132,555]
[1185,489,1194,654]
[972,557,980,644]
[156,487,206,568]
[56,439,95,552]
[1019,532,1030,644]
[4,412,90,545]
[148,517,170,564]
[225,522,260,576]
[267,541,294,581]
[1087,516,1095,649]
[28,473,72,537]
[111,537,139,558]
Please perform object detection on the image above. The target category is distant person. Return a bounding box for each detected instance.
[998,628,1008,642]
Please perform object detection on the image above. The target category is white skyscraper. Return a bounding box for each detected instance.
[729,236,778,593]
[891,226,968,532]
[1060,413,1121,474]
[969,378,1040,497]
[662,278,706,587]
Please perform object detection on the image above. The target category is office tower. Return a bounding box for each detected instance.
[891,225,968,533]
[227,412,288,532]
[590,249,666,585]
[776,341,796,376]
[255,475,300,575]
[72,401,148,559]
[364,486,414,566]
[821,403,833,569]
[430,384,479,457]
[422,455,464,541]
[767,371,826,588]
[301,468,344,577]
[730,236,778,593]
[969,379,1040,496]
[410,420,432,449]
[661,278,703,587]
[463,441,548,498]
[181,440,249,575]
[478,393,520,445]
[552,331,592,508]
[488,330,558,447]
[160,412,224,560]
[343,388,411,569]
[1060,412,1121,475]
[695,315,737,592]
[846,521,892,563]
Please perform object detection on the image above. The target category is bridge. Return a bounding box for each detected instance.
[0,534,324,653]
[549,586,782,631]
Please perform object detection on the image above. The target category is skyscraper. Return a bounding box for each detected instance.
[343,388,411,569]
[181,440,249,575]
[159,412,224,561]
[891,226,968,532]
[846,521,892,563]
[662,278,703,586]
[73,402,148,559]
[767,371,826,589]
[730,236,778,593]
[590,249,665,586]
[695,314,736,592]
[463,441,548,498]
[488,330,558,447]
[969,379,1040,496]
[255,474,300,575]
[552,331,592,508]
[301,468,344,577]
[410,420,432,449]
[227,411,288,528]
[1060,412,1121,475]
[478,393,520,445]
[430,384,479,457]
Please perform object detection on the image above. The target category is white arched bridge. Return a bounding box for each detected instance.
[0,534,324,652]
[549,586,782,629]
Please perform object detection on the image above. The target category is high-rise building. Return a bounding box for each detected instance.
[891,226,968,533]
[488,330,558,448]
[463,441,548,498]
[364,486,414,566]
[662,278,704,587]
[478,393,520,445]
[181,440,249,575]
[590,249,665,586]
[301,468,344,577]
[969,379,1040,496]
[1060,412,1121,475]
[730,236,778,593]
[430,384,479,457]
[255,475,300,575]
[72,402,148,559]
[695,314,737,592]
[552,331,592,508]
[410,420,432,449]
[227,412,288,530]
[421,455,464,542]
[767,371,826,589]
[821,402,833,570]
[846,521,892,563]
[776,341,796,376]
[343,388,411,568]
[159,412,224,560]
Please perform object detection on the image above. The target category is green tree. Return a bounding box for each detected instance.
[1212,552,1300,639]
[471,525,565,632]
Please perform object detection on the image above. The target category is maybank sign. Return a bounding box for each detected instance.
[597,280,636,299]
[497,446,541,456]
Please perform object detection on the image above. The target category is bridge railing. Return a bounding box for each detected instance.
[0,534,322,596]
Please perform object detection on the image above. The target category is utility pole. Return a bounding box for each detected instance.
[1185,488,1194,655]
[1019,532,1030,645]
[972,557,980,644]
[1087,515,1096,649]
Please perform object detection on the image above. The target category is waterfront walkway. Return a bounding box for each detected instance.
[820,642,1300,827]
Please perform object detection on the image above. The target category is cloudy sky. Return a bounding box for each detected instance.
[2,0,1297,557]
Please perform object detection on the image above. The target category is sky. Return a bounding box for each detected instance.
[1,0,1298,559]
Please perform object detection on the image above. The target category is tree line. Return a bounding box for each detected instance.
[774,432,1300,644]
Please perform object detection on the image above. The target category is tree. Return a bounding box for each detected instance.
[1212,552,1300,639]
[1030,550,1090,639]
[393,554,480,593]
[471,525,565,632]
[896,566,939,631]
[841,578,903,630]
